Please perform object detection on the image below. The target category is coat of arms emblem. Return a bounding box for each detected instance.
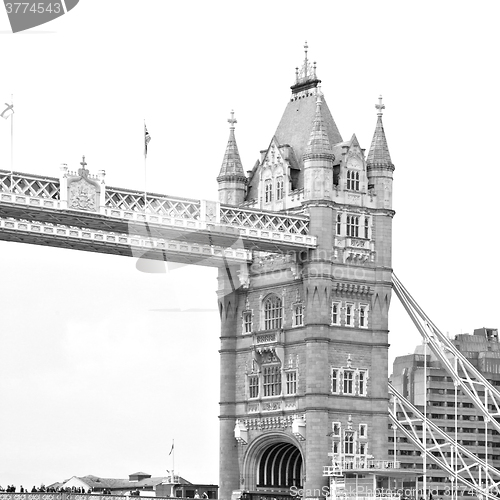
[66,156,100,212]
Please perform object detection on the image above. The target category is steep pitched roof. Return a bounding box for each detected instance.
[218,110,245,180]
[274,91,342,174]
[367,97,392,167]
[245,45,343,200]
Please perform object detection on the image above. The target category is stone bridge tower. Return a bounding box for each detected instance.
[217,45,395,500]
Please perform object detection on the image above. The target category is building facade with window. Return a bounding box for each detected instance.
[390,327,500,498]
[50,472,218,499]
[217,46,395,500]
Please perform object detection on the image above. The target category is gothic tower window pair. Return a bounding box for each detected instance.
[331,419,369,457]
[331,301,369,328]
[247,351,299,400]
[247,367,298,400]
[243,294,302,334]
[331,367,368,396]
[336,213,371,239]
[346,170,360,191]
[264,177,284,203]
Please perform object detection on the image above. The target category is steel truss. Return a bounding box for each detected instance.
[392,274,500,499]
[392,274,500,433]
[389,383,500,500]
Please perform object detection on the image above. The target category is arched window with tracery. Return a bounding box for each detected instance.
[263,295,283,330]
[265,179,273,203]
[276,177,284,201]
[344,431,355,455]
[347,170,360,191]
[346,215,359,237]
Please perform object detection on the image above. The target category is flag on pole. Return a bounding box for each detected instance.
[144,123,151,157]
[169,441,174,456]
[1,103,14,119]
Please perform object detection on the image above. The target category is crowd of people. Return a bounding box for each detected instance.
[0,486,92,494]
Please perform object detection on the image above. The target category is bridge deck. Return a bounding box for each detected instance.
[0,170,317,264]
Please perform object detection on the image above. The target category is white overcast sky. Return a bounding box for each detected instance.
[0,0,499,490]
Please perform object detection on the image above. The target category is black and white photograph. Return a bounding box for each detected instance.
[0,2,499,500]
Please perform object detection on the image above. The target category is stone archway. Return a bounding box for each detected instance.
[242,433,303,493]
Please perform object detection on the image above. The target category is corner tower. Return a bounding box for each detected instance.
[217,47,395,500]
[217,110,247,205]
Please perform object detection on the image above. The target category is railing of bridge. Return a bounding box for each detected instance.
[220,206,309,235]
[323,459,401,475]
[106,187,201,220]
[0,171,60,199]
[0,170,311,238]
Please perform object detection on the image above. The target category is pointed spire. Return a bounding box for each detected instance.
[367,96,393,167]
[291,42,320,94]
[218,110,245,179]
[303,90,335,160]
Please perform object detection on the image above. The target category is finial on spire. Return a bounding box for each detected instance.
[304,41,308,79]
[228,110,237,130]
[291,42,321,93]
[375,95,385,117]
[367,95,393,167]
[80,155,87,169]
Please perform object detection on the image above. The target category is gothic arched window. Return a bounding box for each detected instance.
[336,213,342,235]
[263,364,281,396]
[344,431,354,455]
[263,295,282,330]
[265,179,273,203]
[276,177,284,201]
[292,303,303,327]
[347,170,360,191]
[346,215,359,237]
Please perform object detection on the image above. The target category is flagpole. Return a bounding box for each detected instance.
[144,119,147,212]
[10,94,14,192]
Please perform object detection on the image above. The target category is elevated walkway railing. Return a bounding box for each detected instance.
[324,459,401,476]
[0,170,311,237]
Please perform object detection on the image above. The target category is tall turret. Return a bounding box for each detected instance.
[217,110,247,205]
[217,49,396,500]
[303,92,335,201]
[366,96,394,210]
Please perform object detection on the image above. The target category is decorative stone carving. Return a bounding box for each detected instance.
[243,414,305,431]
[66,157,101,212]
[262,402,281,412]
[332,282,372,297]
[256,333,277,344]
[69,179,97,211]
